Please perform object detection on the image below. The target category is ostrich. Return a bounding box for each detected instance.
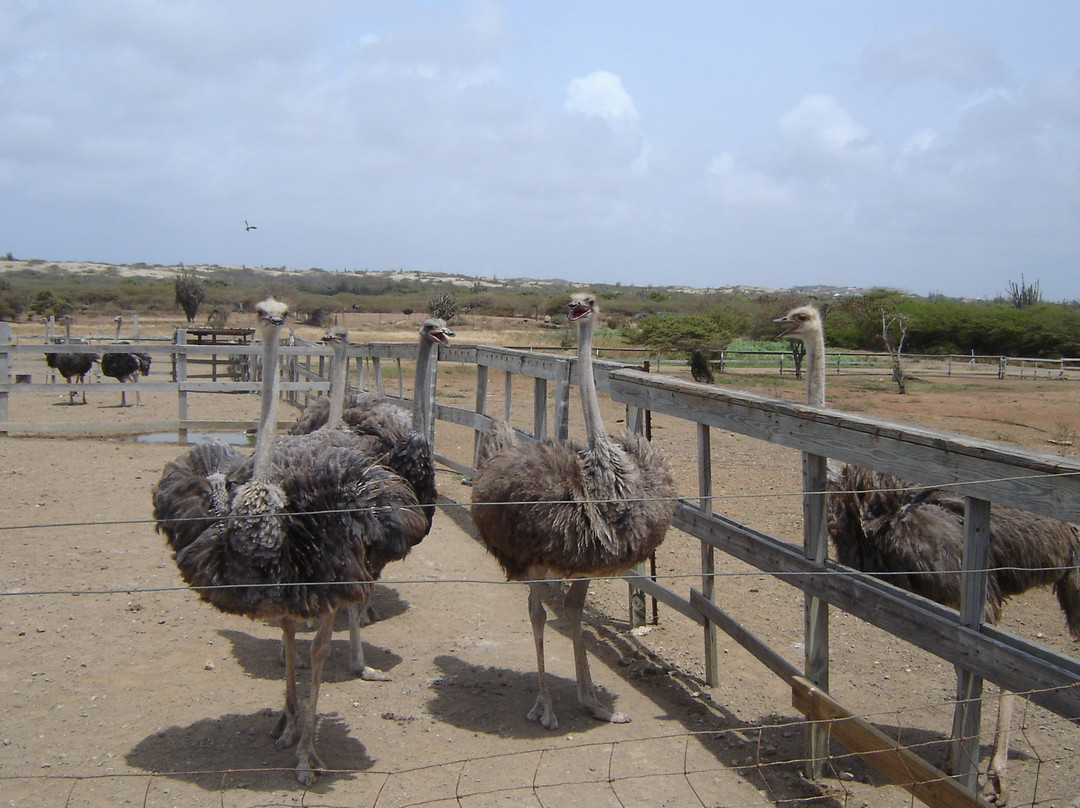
[470,292,676,729]
[291,317,454,532]
[100,316,151,406]
[290,318,454,627]
[776,304,1080,805]
[154,298,427,784]
[43,315,97,405]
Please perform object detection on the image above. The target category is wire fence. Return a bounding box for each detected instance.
[3,328,1080,807]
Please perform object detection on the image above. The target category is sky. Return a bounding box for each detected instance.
[2,2,1078,301]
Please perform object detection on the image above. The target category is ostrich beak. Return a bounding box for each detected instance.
[774,315,798,339]
[431,327,454,345]
[569,304,591,321]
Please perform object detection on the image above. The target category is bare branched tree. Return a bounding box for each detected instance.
[880,309,909,394]
[787,339,807,380]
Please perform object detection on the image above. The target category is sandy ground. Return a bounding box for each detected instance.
[2,312,1080,808]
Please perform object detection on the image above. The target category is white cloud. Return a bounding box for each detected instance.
[779,94,869,154]
[565,71,638,123]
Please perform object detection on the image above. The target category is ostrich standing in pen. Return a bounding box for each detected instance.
[154,299,426,785]
[44,315,97,405]
[470,292,676,729]
[100,316,151,406]
[290,318,453,632]
[776,304,1080,806]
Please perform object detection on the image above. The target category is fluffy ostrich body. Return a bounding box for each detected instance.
[777,304,1080,804]
[44,316,97,405]
[154,300,426,785]
[291,317,454,535]
[470,293,676,729]
[100,316,151,406]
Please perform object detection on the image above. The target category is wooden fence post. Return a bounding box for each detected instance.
[951,496,992,790]
[698,422,718,686]
[175,328,188,442]
[0,322,10,436]
[803,452,830,779]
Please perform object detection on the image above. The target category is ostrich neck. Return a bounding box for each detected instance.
[805,329,825,407]
[114,321,121,343]
[326,340,347,428]
[577,318,607,449]
[412,337,435,437]
[64,320,72,345]
[252,330,282,480]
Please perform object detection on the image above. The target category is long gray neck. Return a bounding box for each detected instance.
[412,336,435,438]
[114,320,121,342]
[252,329,282,480]
[64,319,72,344]
[327,339,348,428]
[805,327,825,407]
[577,316,606,449]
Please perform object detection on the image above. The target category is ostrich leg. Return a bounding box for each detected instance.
[346,602,391,681]
[984,688,1014,806]
[525,570,558,729]
[294,614,334,786]
[274,618,301,750]
[565,578,629,724]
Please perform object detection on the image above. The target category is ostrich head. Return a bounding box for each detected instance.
[321,324,348,346]
[568,292,598,323]
[420,318,454,345]
[774,305,821,343]
[255,298,288,339]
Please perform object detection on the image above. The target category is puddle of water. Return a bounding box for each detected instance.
[132,431,256,446]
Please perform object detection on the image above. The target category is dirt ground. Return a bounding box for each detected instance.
[2,311,1079,808]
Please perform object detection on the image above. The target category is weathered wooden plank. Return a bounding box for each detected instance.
[674,503,1080,720]
[690,589,799,684]
[791,677,991,808]
[609,369,1080,522]
[474,346,569,380]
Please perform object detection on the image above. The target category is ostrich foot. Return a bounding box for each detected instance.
[272,710,300,750]
[356,665,391,682]
[582,697,630,724]
[982,769,1008,807]
[295,748,326,786]
[527,694,558,730]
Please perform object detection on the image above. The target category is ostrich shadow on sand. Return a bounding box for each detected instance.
[125,712,370,793]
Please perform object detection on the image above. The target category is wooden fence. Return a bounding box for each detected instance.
[2,323,1080,806]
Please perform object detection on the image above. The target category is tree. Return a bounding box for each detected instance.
[880,309,910,394]
[787,339,807,380]
[174,269,206,323]
[429,292,457,322]
[1007,275,1041,309]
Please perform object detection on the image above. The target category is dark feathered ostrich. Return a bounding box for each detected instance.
[470,292,676,729]
[100,316,151,406]
[44,315,97,405]
[154,299,427,785]
[290,318,453,634]
[777,304,1080,805]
